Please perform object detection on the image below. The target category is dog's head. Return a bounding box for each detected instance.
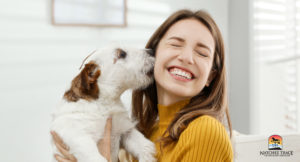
[64,46,155,102]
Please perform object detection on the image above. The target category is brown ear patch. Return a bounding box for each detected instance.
[64,61,101,102]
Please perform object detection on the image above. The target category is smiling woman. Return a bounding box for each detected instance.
[131,9,233,162]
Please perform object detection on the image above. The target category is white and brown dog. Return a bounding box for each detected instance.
[51,46,156,162]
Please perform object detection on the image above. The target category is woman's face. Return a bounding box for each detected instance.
[154,18,215,102]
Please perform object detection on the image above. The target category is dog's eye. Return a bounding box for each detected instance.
[119,51,127,58]
[116,48,127,59]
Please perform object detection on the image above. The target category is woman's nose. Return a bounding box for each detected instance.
[177,48,194,64]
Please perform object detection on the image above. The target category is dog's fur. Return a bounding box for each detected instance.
[51,46,156,162]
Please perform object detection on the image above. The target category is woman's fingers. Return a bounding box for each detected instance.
[51,131,69,150]
[51,131,77,161]
[54,154,72,162]
[53,139,72,159]
[51,131,70,157]
[98,117,112,161]
[104,117,112,137]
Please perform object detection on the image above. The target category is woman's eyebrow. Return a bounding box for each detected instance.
[168,36,185,42]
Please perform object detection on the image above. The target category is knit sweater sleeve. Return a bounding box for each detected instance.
[173,115,233,162]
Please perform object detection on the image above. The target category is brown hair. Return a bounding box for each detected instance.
[132,9,232,147]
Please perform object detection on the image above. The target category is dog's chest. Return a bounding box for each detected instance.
[111,112,135,135]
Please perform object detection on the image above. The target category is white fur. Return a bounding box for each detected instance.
[51,45,156,162]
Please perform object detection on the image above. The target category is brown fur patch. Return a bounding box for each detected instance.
[64,61,101,102]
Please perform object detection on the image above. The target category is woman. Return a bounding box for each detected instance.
[52,9,234,162]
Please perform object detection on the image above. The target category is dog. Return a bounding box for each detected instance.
[51,46,156,162]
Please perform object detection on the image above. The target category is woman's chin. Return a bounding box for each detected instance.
[166,87,195,99]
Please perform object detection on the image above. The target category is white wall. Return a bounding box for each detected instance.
[0,0,228,162]
[228,0,254,134]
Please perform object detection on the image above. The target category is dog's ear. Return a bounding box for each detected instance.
[80,61,101,96]
[64,61,101,102]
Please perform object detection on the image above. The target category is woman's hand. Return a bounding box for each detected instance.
[51,131,77,162]
[51,117,112,162]
[98,117,112,162]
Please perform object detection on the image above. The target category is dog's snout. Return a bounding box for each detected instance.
[145,49,154,56]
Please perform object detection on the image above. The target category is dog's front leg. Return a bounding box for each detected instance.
[110,135,121,162]
[121,129,156,162]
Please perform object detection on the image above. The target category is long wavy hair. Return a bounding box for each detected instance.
[131,9,232,147]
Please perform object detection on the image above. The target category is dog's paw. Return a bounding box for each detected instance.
[139,155,157,162]
[138,141,157,162]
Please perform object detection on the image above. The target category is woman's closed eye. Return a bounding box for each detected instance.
[170,43,182,47]
[195,50,208,57]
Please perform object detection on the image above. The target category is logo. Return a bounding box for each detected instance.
[268,135,282,150]
[259,134,294,157]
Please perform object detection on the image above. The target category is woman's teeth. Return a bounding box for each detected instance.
[169,68,192,79]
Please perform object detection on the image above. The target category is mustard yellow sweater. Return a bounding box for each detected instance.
[149,99,234,162]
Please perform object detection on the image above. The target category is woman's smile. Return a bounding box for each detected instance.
[168,66,195,82]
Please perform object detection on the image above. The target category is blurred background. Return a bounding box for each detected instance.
[0,0,299,161]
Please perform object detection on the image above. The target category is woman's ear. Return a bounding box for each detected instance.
[205,69,217,87]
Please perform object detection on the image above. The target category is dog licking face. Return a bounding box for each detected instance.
[92,46,155,94]
[51,46,156,162]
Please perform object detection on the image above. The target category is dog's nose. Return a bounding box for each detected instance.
[145,49,154,56]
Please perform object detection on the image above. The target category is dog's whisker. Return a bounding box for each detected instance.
[79,50,97,70]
